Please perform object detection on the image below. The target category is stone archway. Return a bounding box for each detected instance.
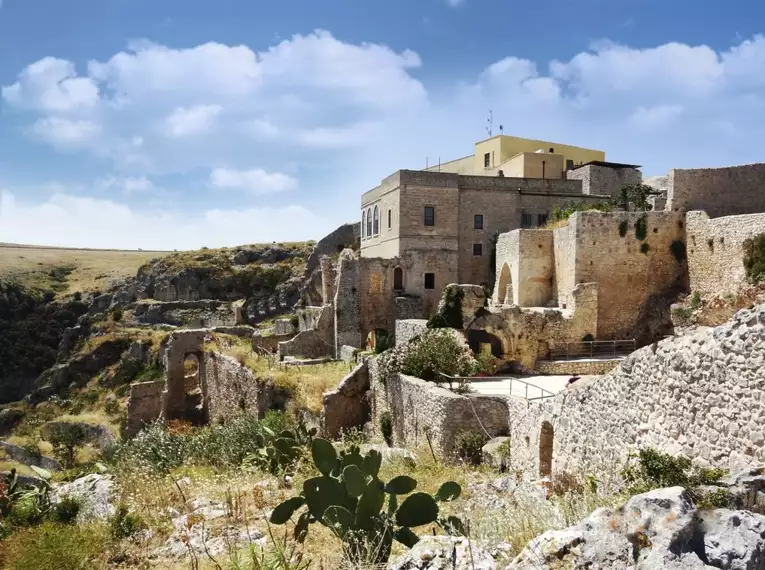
[497,263,513,305]
[539,421,554,477]
[162,330,209,425]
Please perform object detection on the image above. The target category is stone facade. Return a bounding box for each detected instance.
[686,210,765,297]
[503,303,765,484]
[534,358,620,375]
[370,365,509,456]
[125,380,164,436]
[202,352,288,424]
[566,163,641,198]
[277,330,331,361]
[665,163,765,217]
[494,211,687,341]
[395,319,429,347]
[321,362,370,438]
[334,250,362,354]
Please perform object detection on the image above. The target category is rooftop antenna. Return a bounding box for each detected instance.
[499,124,504,135]
[486,110,493,137]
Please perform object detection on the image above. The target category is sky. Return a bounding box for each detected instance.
[1,0,765,249]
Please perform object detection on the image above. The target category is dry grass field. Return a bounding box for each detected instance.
[0,243,170,295]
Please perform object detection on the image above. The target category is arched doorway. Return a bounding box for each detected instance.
[539,421,554,477]
[497,263,513,305]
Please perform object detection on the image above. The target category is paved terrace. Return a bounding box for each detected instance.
[468,374,573,400]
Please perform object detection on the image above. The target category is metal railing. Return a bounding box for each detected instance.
[439,373,557,401]
[548,339,636,360]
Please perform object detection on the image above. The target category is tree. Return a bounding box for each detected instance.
[616,184,661,212]
[47,424,87,468]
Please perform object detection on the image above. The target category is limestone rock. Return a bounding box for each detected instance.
[482,437,511,472]
[359,444,417,468]
[0,408,25,436]
[51,474,116,523]
[0,441,61,471]
[700,509,765,569]
[387,536,496,570]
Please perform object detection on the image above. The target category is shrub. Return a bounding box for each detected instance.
[290,314,300,329]
[622,448,725,496]
[109,504,145,539]
[0,522,107,570]
[112,421,186,474]
[634,215,648,241]
[743,233,765,282]
[670,240,687,264]
[454,430,488,466]
[672,307,693,322]
[551,201,613,223]
[103,397,120,416]
[640,243,650,254]
[618,220,629,237]
[427,285,464,329]
[379,412,393,446]
[110,307,123,322]
[46,423,87,469]
[581,333,594,342]
[50,496,81,525]
[695,488,733,510]
[689,291,701,310]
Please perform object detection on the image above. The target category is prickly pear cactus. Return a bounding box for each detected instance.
[270,439,464,565]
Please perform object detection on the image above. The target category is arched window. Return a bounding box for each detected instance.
[393,267,404,291]
[373,206,379,235]
[366,208,372,237]
[362,211,366,239]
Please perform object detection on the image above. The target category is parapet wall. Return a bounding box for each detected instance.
[370,366,509,456]
[686,210,765,297]
[666,163,765,217]
[505,304,765,483]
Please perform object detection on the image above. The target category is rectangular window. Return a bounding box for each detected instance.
[424,273,435,290]
[483,153,491,168]
[473,243,483,256]
[474,214,484,230]
[537,212,549,227]
[387,209,392,229]
[424,206,435,226]
[566,159,574,171]
[521,211,534,229]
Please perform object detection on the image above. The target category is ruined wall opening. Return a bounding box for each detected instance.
[393,267,404,292]
[181,352,206,425]
[497,263,513,305]
[466,329,503,358]
[539,421,554,477]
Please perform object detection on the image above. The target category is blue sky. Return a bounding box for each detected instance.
[1,0,765,249]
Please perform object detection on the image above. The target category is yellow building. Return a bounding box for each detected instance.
[429,134,606,179]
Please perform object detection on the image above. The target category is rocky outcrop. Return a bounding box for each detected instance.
[132,299,236,327]
[0,441,61,471]
[388,536,496,570]
[508,484,765,569]
[0,408,24,436]
[51,474,116,523]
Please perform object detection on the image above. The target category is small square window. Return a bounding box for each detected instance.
[566,159,574,171]
[474,214,484,230]
[483,153,490,168]
[424,273,435,290]
[473,243,483,256]
[388,209,392,229]
[424,206,435,226]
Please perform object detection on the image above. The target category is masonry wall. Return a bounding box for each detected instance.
[518,231,555,307]
[686,210,765,297]
[567,164,641,198]
[126,380,164,436]
[553,224,576,309]
[665,163,765,217]
[304,222,361,276]
[371,371,509,456]
[504,304,765,484]
[321,362,370,438]
[535,358,620,375]
[202,352,288,424]
[334,250,363,353]
[277,330,332,360]
[395,319,428,346]
[568,211,686,339]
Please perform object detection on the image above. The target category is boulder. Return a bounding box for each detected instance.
[0,441,61,471]
[359,444,417,469]
[0,408,25,436]
[508,484,765,570]
[387,536,496,570]
[482,437,511,472]
[51,474,116,523]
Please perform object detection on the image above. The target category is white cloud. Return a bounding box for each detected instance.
[629,104,684,130]
[163,105,222,137]
[0,190,328,250]
[97,175,155,194]
[30,117,102,149]
[209,167,298,195]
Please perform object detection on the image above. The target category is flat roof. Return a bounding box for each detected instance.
[573,160,641,170]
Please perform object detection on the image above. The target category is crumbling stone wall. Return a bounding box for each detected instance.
[126,380,164,436]
[686,210,765,297]
[395,319,428,347]
[666,163,765,217]
[334,250,362,354]
[534,358,620,375]
[304,222,360,277]
[370,366,509,456]
[202,352,288,423]
[277,330,332,360]
[321,362,370,438]
[504,304,765,483]
[161,329,207,422]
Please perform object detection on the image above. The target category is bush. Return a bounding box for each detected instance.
[454,430,487,466]
[640,243,650,254]
[113,421,186,474]
[622,448,725,496]
[50,496,80,524]
[0,522,107,570]
[46,423,87,469]
[110,307,123,322]
[670,240,687,264]
[618,220,629,237]
[379,411,393,445]
[427,285,464,329]
[635,215,648,241]
[743,233,765,282]
[109,504,144,539]
[689,291,701,310]
[551,201,613,223]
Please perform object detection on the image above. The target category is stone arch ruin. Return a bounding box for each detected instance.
[162,330,209,426]
[496,263,513,305]
[539,421,554,477]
